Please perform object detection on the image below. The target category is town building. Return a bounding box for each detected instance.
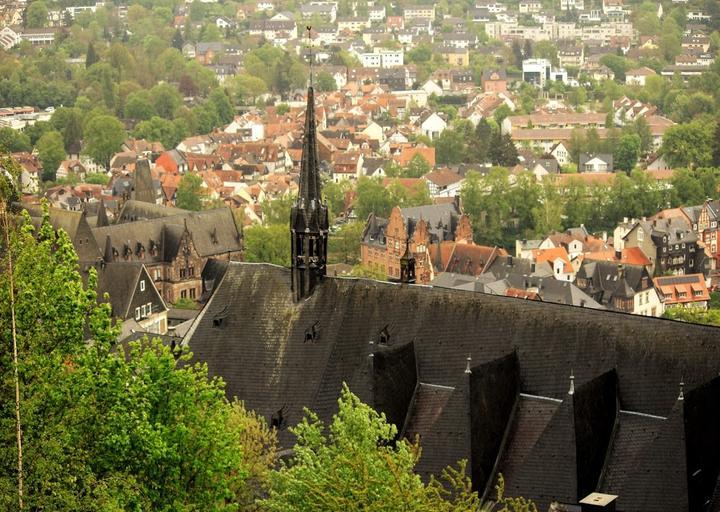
[653,273,710,310]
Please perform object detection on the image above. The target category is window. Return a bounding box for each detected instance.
[682,243,686,249]
[154,269,161,281]
[180,290,187,299]
[189,288,196,299]
[180,268,186,279]
[140,280,145,291]
[147,302,152,315]
[637,228,644,241]
[663,247,667,253]
[189,267,195,277]
[135,307,141,320]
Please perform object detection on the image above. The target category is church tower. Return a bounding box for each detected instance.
[291,86,329,301]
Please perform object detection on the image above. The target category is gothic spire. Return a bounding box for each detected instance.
[298,86,322,206]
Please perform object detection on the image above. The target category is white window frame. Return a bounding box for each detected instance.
[135,307,141,320]
[140,280,146,291]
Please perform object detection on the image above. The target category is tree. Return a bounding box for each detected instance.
[262,194,294,225]
[231,74,268,104]
[0,129,32,153]
[316,72,337,93]
[489,132,518,167]
[661,120,715,168]
[713,122,720,167]
[614,133,641,173]
[208,88,234,125]
[83,115,125,169]
[133,116,182,149]
[523,39,532,59]
[26,0,48,28]
[531,180,564,236]
[262,384,492,512]
[50,108,83,154]
[328,221,364,264]
[172,28,184,50]
[150,83,183,120]
[85,42,99,69]
[0,207,277,510]
[23,121,52,146]
[175,173,207,211]
[356,177,394,220]
[243,224,291,266]
[124,92,156,121]
[435,129,465,165]
[404,154,432,178]
[35,131,66,181]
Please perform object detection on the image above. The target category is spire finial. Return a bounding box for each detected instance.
[568,370,575,395]
[678,378,684,401]
[306,26,313,88]
[465,355,472,374]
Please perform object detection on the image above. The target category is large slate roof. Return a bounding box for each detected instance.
[184,262,720,510]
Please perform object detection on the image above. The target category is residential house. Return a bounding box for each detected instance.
[439,47,469,67]
[417,112,447,140]
[481,70,508,94]
[653,273,710,309]
[531,246,576,281]
[403,5,435,21]
[682,200,720,268]
[579,153,614,173]
[625,67,656,86]
[550,142,570,166]
[558,44,584,68]
[576,261,663,316]
[95,262,170,338]
[623,218,706,277]
[331,151,363,182]
[423,168,463,197]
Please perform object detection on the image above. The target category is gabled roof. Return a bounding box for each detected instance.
[184,262,720,508]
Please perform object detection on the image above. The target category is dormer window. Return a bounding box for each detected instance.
[140,280,146,292]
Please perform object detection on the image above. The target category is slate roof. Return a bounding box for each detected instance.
[93,207,242,263]
[184,262,720,509]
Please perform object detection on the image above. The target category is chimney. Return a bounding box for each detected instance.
[602,231,607,242]
[615,248,622,261]
[579,493,618,512]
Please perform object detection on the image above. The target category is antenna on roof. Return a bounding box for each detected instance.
[465,355,472,374]
[306,26,313,88]
[568,369,575,395]
[678,378,684,401]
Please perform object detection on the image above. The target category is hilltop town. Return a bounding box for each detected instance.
[1,0,720,509]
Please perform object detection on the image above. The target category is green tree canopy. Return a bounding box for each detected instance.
[243,224,290,266]
[133,116,183,149]
[661,120,715,168]
[35,130,66,181]
[26,0,48,28]
[0,208,277,509]
[614,133,641,173]
[175,172,207,211]
[83,115,125,169]
[0,129,32,153]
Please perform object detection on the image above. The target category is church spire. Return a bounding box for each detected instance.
[298,86,322,206]
[290,80,329,301]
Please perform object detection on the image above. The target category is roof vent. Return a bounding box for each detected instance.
[270,405,288,430]
[378,325,390,345]
[304,321,320,343]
